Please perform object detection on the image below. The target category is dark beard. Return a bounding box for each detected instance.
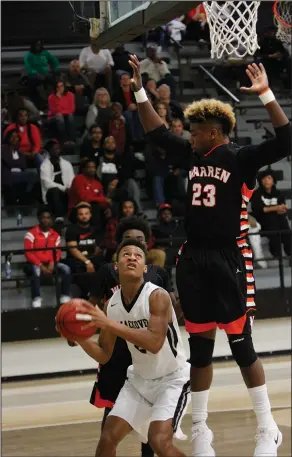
[77,220,90,227]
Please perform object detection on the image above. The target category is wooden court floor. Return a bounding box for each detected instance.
[2,357,291,457]
[2,410,291,456]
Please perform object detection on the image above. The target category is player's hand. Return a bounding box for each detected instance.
[86,261,95,273]
[240,63,269,95]
[128,55,143,91]
[76,302,108,330]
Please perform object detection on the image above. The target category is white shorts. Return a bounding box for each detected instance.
[108,363,190,443]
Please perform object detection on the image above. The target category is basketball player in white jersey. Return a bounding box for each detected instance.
[75,238,190,457]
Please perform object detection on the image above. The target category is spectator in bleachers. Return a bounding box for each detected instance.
[112,44,133,78]
[24,39,59,110]
[24,208,71,308]
[99,136,142,214]
[4,91,42,125]
[3,108,43,168]
[251,170,291,259]
[157,84,184,120]
[64,202,103,296]
[68,159,111,228]
[85,87,112,134]
[112,72,144,143]
[79,40,114,92]
[167,16,186,44]
[185,5,209,43]
[40,140,75,222]
[154,102,172,129]
[145,78,160,103]
[144,143,170,207]
[2,129,39,207]
[80,124,103,167]
[170,118,190,140]
[151,204,186,269]
[63,60,92,114]
[48,80,76,145]
[140,46,176,98]
[248,215,267,269]
[108,102,131,154]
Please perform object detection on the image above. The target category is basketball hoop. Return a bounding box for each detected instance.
[273,0,292,43]
[89,17,100,38]
[203,1,261,59]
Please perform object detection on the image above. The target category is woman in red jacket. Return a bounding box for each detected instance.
[48,80,76,144]
[3,108,43,168]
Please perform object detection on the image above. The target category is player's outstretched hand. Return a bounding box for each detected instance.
[128,55,143,91]
[240,63,269,95]
[76,301,108,330]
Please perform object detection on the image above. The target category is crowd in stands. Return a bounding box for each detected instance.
[2,10,291,308]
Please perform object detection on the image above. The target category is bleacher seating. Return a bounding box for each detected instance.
[1,40,291,312]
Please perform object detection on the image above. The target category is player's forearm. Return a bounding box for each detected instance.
[77,339,110,364]
[106,319,163,354]
[136,96,164,133]
[264,99,290,128]
[263,206,279,213]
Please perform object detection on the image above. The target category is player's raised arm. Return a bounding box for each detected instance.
[77,288,171,354]
[128,55,189,161]
[238,63,291,170]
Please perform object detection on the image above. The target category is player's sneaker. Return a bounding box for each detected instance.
[253,426,282,456]
[32,297,42,308]
[191,423,215,456]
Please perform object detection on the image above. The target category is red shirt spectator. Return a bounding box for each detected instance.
[48,83,75,118]
[4,109,41,155]
[24,225,61,265]
[68,160,109,213]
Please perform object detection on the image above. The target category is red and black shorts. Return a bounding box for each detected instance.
[176,242,254,335]
[90,337,131,409]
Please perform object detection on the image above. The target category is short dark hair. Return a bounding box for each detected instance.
[116,238,147,260]
[53,79,67,94]
[45,139,60,152]
[37,206,52,218]
[3,128,19,144]
[89,124,102,134]
[115,216,150,244]
[76,202,92,212]
[83,159,96,168]
[119,198,138,218]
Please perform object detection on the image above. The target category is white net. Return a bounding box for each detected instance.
[274,0,292,44]
[203,1,261,59]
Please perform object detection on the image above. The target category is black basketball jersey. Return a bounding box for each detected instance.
[147,125,291,249]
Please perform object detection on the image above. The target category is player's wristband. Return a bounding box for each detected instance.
[134,87,148,104]
[259,88,275,106]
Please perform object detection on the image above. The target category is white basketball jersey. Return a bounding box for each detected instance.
[107,281,187,380]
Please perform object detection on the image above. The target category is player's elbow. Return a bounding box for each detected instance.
[149,339,164,354]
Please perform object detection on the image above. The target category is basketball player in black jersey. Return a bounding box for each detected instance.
[129,55,291,457]
[88,216,181,457]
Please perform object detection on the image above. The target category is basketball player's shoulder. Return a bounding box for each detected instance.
[147,282,171,307]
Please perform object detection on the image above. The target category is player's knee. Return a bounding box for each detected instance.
[148,430,172,455]
[228,333,258,367]
[98,429,118,452]
[189,334,215,368]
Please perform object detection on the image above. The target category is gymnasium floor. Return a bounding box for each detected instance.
[2,356,291,457]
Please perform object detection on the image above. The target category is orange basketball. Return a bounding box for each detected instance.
[55,298,96,341]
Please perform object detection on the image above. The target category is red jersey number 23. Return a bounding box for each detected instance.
[192,183,216,207]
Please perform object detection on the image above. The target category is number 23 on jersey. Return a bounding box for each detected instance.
[192,183,216,207]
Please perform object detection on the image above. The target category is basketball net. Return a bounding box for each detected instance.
[203,1,261,59]
[89,18,100,39]
[273,0,292,44]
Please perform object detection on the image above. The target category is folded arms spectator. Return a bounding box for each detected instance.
[4,108,43,168]
[63,60,92,114]
[24,208,71,308]
[80,124,103,166]
[251,170,291,258]
[40,140,75,220]
[48,80,76,144]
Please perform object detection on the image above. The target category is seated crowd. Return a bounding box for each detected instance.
[2,30,290,308]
